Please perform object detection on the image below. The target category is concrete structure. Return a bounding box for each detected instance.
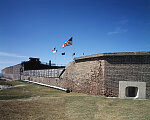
[119,81,146,99]
[1,52,150,99]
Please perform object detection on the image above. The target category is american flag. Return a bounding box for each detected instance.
[62,37,72,48]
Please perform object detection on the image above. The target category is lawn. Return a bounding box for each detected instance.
[0,79,150,120]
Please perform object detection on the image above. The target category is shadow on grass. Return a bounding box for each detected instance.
[0,80,67,100]
[0,86,33,100]
[0,79,13,86]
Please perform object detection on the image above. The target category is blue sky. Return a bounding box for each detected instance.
[0,0,150,71]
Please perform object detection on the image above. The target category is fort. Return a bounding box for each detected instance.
[1,52,150,99]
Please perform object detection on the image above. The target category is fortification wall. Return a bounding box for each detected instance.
[104,56,150,99]
[61,60,105,96]
[2,66,64,88]
[23,76,61,87]
[1,64,21,80]
[62,55,150,99]
[23,69,64,87]
[1,52,150,99]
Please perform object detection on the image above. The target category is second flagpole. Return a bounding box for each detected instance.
[72,37,74,59]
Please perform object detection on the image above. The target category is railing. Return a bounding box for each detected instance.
[24,68,65,78]
[41,62,66,67]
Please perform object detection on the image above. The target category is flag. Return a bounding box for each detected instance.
[62,37,72,48]
[53,50,57,53]
[52,48,56,51]
[62,52,65,55]
[72,53,75,56]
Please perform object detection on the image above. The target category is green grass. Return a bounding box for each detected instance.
[0,79,13,86]
[0,79,150,120]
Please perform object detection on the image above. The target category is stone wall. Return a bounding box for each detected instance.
[2,66,64,88]
[104,56,150,99]
[61,60,105,96]
[23,76,62,87]
[22,69,64,87]
[62,55,150,99]
[1,64,21,80]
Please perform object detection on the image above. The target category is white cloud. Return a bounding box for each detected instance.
[108,27,128,35]
[0,52,28,71]
[0,51,28,58]
[108,19,129,35]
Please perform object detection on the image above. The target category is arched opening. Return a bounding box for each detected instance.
[125,86,138,97]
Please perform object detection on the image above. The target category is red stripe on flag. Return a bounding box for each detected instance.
[62,37,72,48]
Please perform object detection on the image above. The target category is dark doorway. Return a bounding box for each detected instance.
[126,87,138,97]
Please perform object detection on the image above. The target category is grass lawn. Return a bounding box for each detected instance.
[0,79,150,120]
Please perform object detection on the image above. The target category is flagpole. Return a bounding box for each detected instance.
[64,54,66,66]
[72,37,73,60]
[55,53,56,66]
[55,46,56,66]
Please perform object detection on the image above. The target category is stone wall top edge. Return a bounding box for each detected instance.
[1,64,21,71]
[74,52,150,61]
